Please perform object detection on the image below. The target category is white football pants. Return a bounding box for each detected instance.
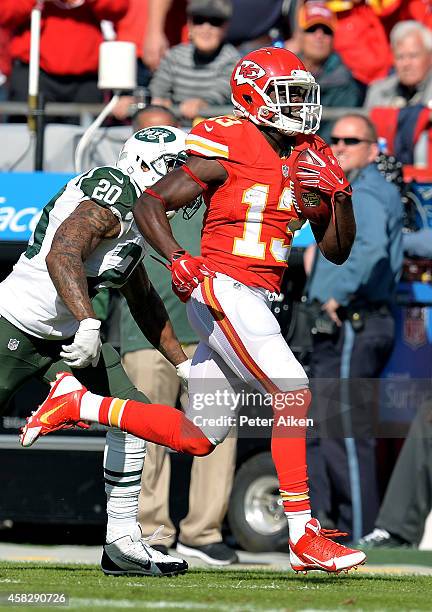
[185,273,308,442]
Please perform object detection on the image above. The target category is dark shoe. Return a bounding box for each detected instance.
[358,528,412,548]
[176,541,239,566]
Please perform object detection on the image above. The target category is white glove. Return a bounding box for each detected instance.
[60,318,102,369]
[176,359,191,391]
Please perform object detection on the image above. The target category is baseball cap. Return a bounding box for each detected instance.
[298,3,337,32]
[187,0,233,21]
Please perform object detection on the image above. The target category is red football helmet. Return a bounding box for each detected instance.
[230,47,322,135]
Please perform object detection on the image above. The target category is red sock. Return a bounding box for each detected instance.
[98,397,214,456]
[271,388,312,513]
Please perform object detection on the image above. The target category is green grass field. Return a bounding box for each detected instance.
[0,562,431,611]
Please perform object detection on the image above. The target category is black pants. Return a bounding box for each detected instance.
[0,316,148,416]
[376,402,432,544]
[307,311,395,540]
[9,60,103,123]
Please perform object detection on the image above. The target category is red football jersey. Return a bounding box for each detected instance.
[186,117,332,292]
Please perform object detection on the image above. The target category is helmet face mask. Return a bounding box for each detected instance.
[259,75,321,134]
[149,150,187,179]
[231,48,322,135]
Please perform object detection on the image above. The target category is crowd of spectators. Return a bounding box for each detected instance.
[149,0,240,121]
[0,1,431,150]
[0,0,128,105]
[0,0,431,549]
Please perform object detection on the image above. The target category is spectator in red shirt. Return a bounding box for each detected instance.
[330,0,393,86]
[375,0,432,37]
[0,0,128,105]
[0,26,11,102]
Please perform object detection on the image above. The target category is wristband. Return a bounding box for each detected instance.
[78,318,101,331]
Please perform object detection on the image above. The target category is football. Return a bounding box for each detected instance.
[290,149,332,227]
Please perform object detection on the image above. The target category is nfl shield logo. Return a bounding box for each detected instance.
[7,338,20,351]
[403,307,426,349]
[282,165,289,177]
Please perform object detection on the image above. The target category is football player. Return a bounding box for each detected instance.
[1,127,193,576]
[22,48,365,573]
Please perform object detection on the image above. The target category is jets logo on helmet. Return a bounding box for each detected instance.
[234,61,266,85]
[135,127,177,144]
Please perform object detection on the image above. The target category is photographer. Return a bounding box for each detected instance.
[305,114,404,539]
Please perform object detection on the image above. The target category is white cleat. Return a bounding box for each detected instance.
[101,525,188,577]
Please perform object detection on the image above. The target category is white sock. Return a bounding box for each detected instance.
[104,428,146,543]
[80,391,104,422]
[286,511,312,545]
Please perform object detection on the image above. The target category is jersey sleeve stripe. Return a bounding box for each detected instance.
[186,139,229,159]
[186,133,229,151]
[186,134,229,154]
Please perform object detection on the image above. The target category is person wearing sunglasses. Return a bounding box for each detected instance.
[365,20,432,111]
[296,2,363,143]
[150,0,240,121]
[306,113,404,541]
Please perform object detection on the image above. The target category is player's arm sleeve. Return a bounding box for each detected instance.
[77,167,136,237]
[186,120,231,161]
[330,185,388,305]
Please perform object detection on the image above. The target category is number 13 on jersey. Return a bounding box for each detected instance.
[233,184,294,262]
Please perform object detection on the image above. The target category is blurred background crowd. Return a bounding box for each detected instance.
[1,0,432,168]
[1,0,431,133]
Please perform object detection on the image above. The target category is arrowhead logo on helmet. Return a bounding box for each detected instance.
[234,60,266,85]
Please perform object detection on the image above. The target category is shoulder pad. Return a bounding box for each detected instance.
[77,166,138,221]
[186,116,248,160]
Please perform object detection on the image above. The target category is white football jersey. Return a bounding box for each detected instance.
[0,166,148,339]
